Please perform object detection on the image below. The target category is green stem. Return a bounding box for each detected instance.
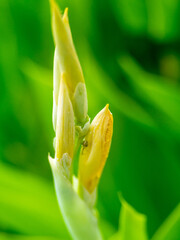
[49,156,103,240]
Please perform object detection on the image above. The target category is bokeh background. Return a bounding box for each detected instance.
[0,0,180,239]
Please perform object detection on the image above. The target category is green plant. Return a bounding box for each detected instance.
[47,1,180,240]
[49,1,113,239]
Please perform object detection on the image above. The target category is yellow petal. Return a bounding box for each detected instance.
[55,73,75,160]
[78,104,113,193]
[52,48,60,131]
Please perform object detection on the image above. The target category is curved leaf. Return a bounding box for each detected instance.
[151,204,180,240]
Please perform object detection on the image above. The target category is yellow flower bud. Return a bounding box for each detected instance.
[52,48,60,131]
[55,73,75,160]
[50,0,88,123]
[78,105,113,193]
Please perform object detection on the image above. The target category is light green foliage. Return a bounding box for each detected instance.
[111,0,179,40]
[110,197,148,240]
[152,204,180,240]
[0,234,60,240]
[118,55,180,132]
[0,162,69,239]
[118,197,148,240]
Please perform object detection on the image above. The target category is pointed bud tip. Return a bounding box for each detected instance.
[101,104,113,122]
[63,7,69,22]
[105,104,112,114]
[49,0,56,12]
[50,0,62,18]
[105,104,113,120]
[50,0,69,26]
[105,104,109,110]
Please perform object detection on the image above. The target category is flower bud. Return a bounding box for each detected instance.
[78,105,113,193]
[73,82,88,124]
[55,73,75,160]
[52,48,60,131]
[50,0,88,123]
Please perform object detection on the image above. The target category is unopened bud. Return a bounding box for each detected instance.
[55,73,75,160]
[73,82,88,124]
[78,105,113,193]
[52,48,60,131]
[50,0,88,123]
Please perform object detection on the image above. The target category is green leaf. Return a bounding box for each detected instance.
[110,0,179,41]
[0,233,61,240]
[49,157,103,240]
[0,162,70,239]
[119,197,148,240]
[20,59,53,148]
[151,204,180,240]
[110,0,147,35]
[118,55,180,133]
[109,232,121,240]
[109,197,149,240]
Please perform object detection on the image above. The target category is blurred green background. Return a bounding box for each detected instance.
[0,0,180,239]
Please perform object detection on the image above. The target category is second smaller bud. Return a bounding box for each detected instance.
[78,104,113,194]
